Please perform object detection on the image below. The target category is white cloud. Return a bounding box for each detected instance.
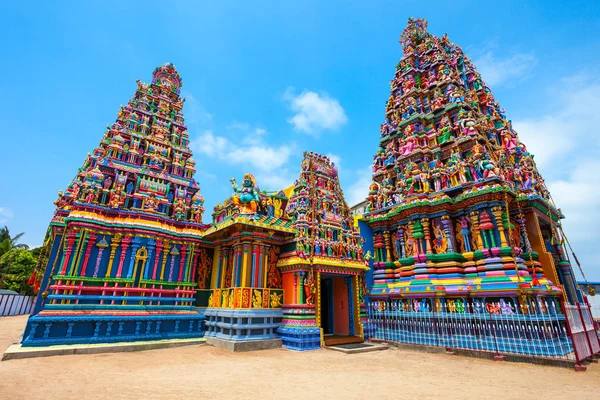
[0,207,13,224]
[473,51,537,88]
[228,144,292,171]
[513,74,600,280]
[344,166,372,207]
[190,131,293,174]
[256,169,296,192]
[227,121,250,130]
[547,160,600,242]
[284,88,348,134]
[191,130,229,155]
[514,76,600,171]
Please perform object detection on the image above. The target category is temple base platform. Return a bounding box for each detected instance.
[205,336,282,352]
[3,337,205,361]
[204,308,282,342]
[21,311,205,347]
[277,327,321,351]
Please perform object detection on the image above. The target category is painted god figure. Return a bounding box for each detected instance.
[230,173,260,213]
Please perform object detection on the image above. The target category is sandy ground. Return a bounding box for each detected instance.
[0,315,599,400]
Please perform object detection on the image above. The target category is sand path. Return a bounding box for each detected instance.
[1,315,599,399]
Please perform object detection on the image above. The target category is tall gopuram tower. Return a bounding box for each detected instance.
[360,18,583,315]
[23,63,210,346]
[277,152,368,350]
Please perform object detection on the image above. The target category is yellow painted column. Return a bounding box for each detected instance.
[422,218,432,255]
[105,234,122,278]
[262,246,269,288]
[241,241,250,287]
[316,271,323,346]
[159,242,170,281]
[68,230,86,277]
[210,246,221,289]
[221,247,229,288]
[492,206,509,247]
[470,211,484,250]
[383,231,392,261]
[353,275,363,339]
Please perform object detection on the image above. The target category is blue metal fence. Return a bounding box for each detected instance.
[366,298,599,366]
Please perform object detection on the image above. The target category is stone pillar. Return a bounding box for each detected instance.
[397,227,405,259]
[191,245,201,284]
[383,231,392,262]
[125,237,142,279]
[219,246,228,287]
[241,241,250,287]
[159,242,170,281]
[259,244,266,288]
[167,245,178,282]
[145,239,156,280]
[59,230,78,275]
[293,272,298,304]
[93,237,109,278]
[422,218,432,254]
[177,244,188,282]
[441,216,454,253]
[469,211,484,250]
[232,243,242,287]
[115,235,131,278]
[298,271,306,304]
[263,245,270,288]
[491,206,508,248]
[79,232,97,276]
[104,234,122,278]
[213,246,223,288]
[250,241,258,287]
[345,276,355,336]
[151,240,164,280]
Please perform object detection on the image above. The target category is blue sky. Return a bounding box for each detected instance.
[1,1,599,280]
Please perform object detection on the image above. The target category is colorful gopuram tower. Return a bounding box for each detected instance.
[361,18,582,317]
[277,152,368,350]
[196,153,368,351]
[23,63,210,346]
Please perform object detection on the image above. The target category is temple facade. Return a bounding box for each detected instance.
[357,18,587,356]
[22,21,593,357]
[24,64,209,346]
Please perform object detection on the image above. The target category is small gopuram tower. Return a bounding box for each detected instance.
[199,174,295,351]
[277,152,368,350]
[23,63,210,346]
[361,18,583,321]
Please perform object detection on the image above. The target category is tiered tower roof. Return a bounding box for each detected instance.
[367,18,551,216]
[53,63,205,225]
[286,152,364,265]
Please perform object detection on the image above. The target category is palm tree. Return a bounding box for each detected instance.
[0,226,29,258]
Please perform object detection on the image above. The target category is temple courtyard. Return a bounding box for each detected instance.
[0,316,598,399]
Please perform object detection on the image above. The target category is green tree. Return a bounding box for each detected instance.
[0,249,36,295]
[0,226,29,258]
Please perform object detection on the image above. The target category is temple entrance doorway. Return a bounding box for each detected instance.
[320,275,362,346]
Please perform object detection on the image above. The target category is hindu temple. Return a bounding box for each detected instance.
[19,19,597,362]
[358,18,589,355]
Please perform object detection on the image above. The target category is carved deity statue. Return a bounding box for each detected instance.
[230,173,260,213]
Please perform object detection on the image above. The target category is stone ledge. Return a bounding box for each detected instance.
[326,343,389,354]
[2,337,206,361]
[206,336,282,352]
